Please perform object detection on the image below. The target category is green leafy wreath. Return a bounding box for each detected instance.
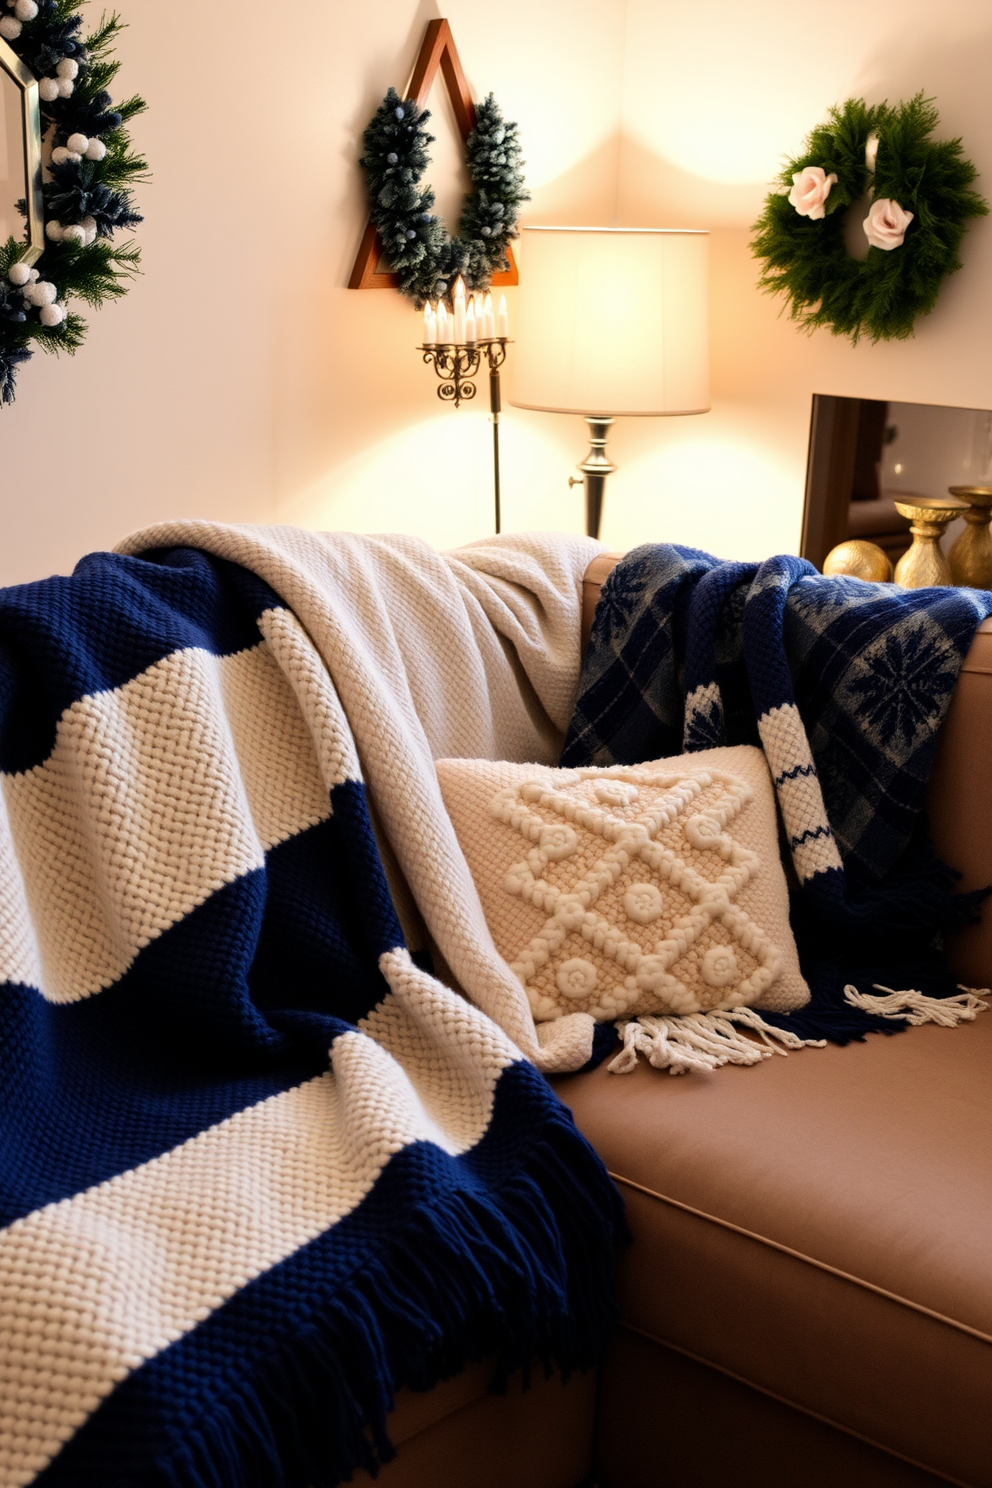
[360,86,528,308]
[751,94,987,344]
[0,2,146,406]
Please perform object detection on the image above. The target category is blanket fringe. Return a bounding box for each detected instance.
[607,1006,826,1077]
[136,1097,625,1488]
[843,983,990,1027]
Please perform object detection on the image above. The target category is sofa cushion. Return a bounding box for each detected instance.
[554,1013,992,1487]
[436,747,808,1024]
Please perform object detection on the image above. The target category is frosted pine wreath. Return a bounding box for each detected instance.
[0,2,145,405]
[360,86,528,307]
[751,95,987,344]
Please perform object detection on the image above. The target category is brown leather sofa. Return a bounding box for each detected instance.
[352,552,992,1488]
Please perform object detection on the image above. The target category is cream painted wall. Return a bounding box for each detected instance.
[0,0,989,582]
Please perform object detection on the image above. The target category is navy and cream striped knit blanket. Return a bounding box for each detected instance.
[563,544,992,1042]
[0,524,620,1487]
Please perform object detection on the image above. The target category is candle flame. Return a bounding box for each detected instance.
[454,276,466,302]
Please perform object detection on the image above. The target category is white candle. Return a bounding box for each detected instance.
[422,301,435,345]
[497,294,509,339]
[437,301,449,342]
[465,296,477,343]
[453,276,466,343]
[483,291,495,340]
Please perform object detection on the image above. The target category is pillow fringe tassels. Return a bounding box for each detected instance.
[611,987,988,1073]
[608,1007,826,1077]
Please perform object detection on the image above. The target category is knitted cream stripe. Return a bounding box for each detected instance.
[115,526,601,1073]
[757,703,843,881]
[0,640,336,1003]
[257,606,361,788]
[0,966,511,1486]
[369,948,520,1129]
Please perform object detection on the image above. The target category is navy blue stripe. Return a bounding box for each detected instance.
[774,763,815,784]
[0,549,283,774]
[35,1060,618,1488]
[790,825,833,848]
[0,804,402,1222]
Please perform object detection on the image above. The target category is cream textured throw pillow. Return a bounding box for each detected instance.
[436,745,809,1025]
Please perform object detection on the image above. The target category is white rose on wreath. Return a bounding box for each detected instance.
[787,165,838,220]
[863,198,914,251]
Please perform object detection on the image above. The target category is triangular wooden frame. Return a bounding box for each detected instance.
[348,18,519,291]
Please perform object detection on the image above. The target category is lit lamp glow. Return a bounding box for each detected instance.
[509,226,710,538]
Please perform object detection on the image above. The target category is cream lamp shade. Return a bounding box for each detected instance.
[509,226,710,417]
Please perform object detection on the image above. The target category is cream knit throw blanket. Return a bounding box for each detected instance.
[115,521,603,1073]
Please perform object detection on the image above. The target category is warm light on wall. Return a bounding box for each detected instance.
[509,226,710,536]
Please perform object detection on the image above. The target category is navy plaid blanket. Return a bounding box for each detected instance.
[563,545,992,1040]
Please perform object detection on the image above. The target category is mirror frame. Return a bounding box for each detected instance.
[0,35,44,267]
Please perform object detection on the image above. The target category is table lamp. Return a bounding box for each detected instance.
[509,226,710,538]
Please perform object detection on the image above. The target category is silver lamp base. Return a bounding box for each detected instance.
[569,416,616,539]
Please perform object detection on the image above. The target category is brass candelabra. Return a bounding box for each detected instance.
[417,336,511,532]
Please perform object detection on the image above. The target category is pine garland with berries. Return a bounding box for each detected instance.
[0,2,145,405]
[360,87,528,307]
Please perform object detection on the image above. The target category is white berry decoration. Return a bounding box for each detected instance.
[0,0,146,406]
[25,280,57,306]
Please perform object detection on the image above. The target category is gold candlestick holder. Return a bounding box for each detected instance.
[947,485,992,589]
[892,496,968,588]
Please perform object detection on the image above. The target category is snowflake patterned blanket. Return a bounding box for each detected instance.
[0,523,622,1488]
[562,544,992,1043]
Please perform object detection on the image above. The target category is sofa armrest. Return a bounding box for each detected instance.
[927,617,992,990]
[581,557,992,991]
[582,553,624,651]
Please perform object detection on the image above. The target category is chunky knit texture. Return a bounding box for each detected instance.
[0,526,625,1488]
[563,544,992,1042]
[436,747,808,1026]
